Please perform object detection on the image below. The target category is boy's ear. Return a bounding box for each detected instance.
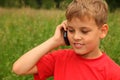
[99,24,109,39]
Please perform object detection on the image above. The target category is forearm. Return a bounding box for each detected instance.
[12,37,59,75]
[12,20,67,75]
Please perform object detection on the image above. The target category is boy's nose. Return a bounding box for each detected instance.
[73,32,82,40]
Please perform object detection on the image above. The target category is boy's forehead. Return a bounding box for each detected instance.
[67,16,95,24]
[66,16,98,28]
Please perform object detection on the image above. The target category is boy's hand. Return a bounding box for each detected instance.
[12,20,68,75]
[52,20,68,46]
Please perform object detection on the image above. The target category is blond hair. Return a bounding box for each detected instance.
[66,0,108,27]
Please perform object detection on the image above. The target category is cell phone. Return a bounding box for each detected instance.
[63,30,70,46]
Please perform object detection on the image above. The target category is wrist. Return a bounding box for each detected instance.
[50,36,63,47]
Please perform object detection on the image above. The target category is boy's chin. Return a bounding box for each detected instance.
[74,49,87,56]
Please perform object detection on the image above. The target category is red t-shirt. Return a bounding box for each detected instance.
[34,49,120,80]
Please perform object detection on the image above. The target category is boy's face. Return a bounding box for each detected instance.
[67,17,108,58]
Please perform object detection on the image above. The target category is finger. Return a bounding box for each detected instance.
[61,20,67,31]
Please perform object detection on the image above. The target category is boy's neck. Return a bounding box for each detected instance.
[80,49,103,59]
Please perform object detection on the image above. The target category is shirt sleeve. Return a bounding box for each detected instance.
[33,49,68,80]
[33,51,57,80]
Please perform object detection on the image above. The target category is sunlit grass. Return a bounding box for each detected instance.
[0,8,65,80]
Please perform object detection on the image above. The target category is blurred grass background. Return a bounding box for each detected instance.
[0,8,120,80]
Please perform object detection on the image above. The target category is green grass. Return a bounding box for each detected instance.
[100,10,120,64]
[0,8,120,80]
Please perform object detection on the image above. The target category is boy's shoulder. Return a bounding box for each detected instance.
[103,53,120,78]
[50,49,75,57]
[105,54,120,68]
[45,49,76,61]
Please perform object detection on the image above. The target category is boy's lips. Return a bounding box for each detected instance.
[74,43,84,49]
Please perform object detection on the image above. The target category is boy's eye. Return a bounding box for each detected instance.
[68,29,74,33]
[81,29,91,34]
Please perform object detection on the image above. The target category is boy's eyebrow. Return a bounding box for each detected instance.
[80,26,89,29]
[80,27,92,30]
[80,27,89,29]
[67,25,73,28]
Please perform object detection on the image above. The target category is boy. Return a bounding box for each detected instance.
[12,0,120,80]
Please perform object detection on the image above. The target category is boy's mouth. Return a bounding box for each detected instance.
[74,43,84,49]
